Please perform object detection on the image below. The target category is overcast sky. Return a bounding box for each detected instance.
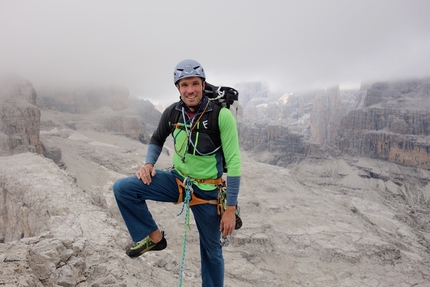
[1,0,429,103]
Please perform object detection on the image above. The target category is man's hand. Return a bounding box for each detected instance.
[136,164,156,185]
[220,206,236,237]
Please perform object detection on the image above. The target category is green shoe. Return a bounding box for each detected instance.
[126,231,167,258]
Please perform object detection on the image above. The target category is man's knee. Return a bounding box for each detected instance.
[112,177,127,197]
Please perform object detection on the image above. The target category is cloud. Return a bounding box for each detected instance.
[1,0,430,103]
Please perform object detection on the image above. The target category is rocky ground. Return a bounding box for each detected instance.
[1,108,430,286]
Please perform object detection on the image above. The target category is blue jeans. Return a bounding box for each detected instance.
[112,169,224,287]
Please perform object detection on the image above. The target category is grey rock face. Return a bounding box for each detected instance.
[238,78,430,170]
[37,85,130,113]
[3,149,430,286]
[37,85,154,144]
[0,75,42,156]
[2,76,430,286]
[238,123,309,166]
[337,78,430,168]
[237,84,357,167]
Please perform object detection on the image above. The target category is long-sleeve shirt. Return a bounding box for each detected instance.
[146,98,241,206]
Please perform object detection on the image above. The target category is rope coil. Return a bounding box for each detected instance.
[177,177,193,287]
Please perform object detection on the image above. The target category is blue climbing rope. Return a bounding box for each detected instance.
[177,177,193,287]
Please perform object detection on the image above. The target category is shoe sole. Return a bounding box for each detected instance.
[126,234,167,258]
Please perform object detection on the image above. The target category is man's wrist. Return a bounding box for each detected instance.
[225,205,236,212]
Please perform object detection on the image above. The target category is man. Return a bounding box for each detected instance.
[113,59,241,287]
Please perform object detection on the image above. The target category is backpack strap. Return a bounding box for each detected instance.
[207,102,222,147]
[169,100,222,147]
[169,104,181,134]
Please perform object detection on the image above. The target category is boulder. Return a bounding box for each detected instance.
[0,75,42,156]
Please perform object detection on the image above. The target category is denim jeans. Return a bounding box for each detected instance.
[112,169,224,287]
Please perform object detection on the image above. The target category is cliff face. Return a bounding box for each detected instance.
[238,123,309,166]
[129,97,162,133]
[37,84,155,144]
[237,84,356,167]
[236,81,272,108]
[337,78,430,169]
[37,85,129,113]
[0,76,42,156]
[238,78,430,169]
[101,111,152,144]
[309,86,342,146]
[0,76,159,166]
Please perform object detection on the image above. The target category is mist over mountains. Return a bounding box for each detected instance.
[1,75,430,286]
[233,78,430,170]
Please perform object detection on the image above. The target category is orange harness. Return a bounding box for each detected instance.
[175,177,226,215]
[175,176,243,229]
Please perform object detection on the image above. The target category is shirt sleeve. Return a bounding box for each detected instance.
[149,102,176,148]
[145,144,162,165]
[218,108,242,206]
[218,108,241,176]
[226,175,240,206]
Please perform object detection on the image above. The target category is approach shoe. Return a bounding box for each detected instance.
[126,231,167,258]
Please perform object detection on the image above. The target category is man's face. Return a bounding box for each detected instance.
[176,77,205,108]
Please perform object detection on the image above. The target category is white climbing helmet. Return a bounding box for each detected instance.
[173,59,206,85]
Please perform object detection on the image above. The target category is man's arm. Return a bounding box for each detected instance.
[149,102,177,146]
[145,102,177,165]
[136,102,177,184]
[145,144,162,165]
[218,108,241,206]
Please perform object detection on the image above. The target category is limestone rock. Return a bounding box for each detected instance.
[129,96,162,133]
[239,78,430,170]
[35,84,154,145]
[0,75,42,156]
[2,76,430,286]
[337,78,430,169]
[236,81,272,109]
[0,153,186,287]
[238,123,309,166]
[102,110,151,144]
[2,132,430,286]
[37,85,129,113]
[237,85,356,167]
[309,86,354,146]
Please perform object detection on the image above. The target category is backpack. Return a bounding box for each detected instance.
[204,82,239,120]
[170,82,239,172]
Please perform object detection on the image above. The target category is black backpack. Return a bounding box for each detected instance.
[204,82,239,119]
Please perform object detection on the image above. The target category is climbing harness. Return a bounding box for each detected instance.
[175,177,223,206]
[175,175,242,227]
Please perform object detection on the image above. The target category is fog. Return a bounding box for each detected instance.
[1,0,429,103]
